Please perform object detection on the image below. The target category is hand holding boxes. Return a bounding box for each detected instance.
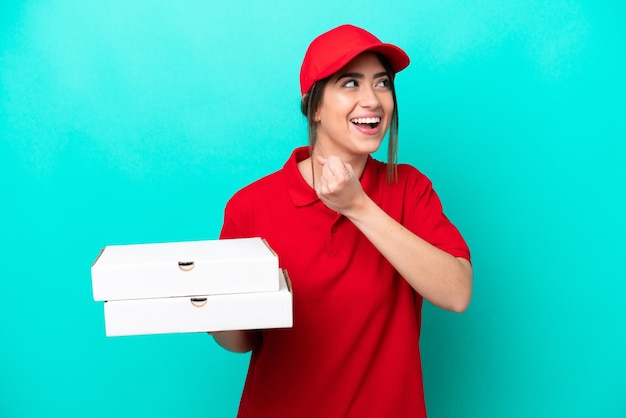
[91,237,292,337]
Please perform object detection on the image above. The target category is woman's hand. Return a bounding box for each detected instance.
[210,330,260,353]
[315,155,366,215]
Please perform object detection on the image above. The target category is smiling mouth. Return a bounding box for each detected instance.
[351,117,381,129]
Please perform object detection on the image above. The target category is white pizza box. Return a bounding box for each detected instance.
[102,269,292,337]
[91,237,279,301]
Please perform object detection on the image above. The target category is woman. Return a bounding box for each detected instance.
[214,24,472,418]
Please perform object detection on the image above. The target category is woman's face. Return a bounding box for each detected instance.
[314,52,394,159]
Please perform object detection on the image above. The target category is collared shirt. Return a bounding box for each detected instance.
[221,146,470,418]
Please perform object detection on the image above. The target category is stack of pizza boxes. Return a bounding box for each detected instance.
[91,237,292,337]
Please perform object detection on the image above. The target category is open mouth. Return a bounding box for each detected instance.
[350,117,381,129]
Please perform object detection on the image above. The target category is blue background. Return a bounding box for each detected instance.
[1,1,624,417]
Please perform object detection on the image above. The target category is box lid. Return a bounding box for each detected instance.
[91,237,279,301]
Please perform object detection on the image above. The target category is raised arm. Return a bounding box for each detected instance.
[345,197,472,312]
[315,155,472,312]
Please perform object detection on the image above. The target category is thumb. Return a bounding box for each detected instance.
[315,155,328,165]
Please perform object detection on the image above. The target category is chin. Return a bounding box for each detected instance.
[356,137,384,155]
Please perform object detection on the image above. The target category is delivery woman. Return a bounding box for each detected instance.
[213,24,472,418]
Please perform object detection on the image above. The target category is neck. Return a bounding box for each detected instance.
[298,146,369,189]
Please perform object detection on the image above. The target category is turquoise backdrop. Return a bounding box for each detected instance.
[1,1,624,417]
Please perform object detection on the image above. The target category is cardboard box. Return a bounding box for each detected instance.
[91,237,279,301]
[102,269,292,336]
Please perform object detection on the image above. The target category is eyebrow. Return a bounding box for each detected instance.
[335,71,390,82]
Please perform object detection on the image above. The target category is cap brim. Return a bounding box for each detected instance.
[368,43,411,74]
[315,42,410,84]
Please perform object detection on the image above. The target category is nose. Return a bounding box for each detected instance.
[358,85,381,109]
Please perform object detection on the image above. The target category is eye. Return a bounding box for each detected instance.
[342,79,358,88]
[376,78,391,89]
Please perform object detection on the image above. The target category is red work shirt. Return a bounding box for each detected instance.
[220,147,470,418]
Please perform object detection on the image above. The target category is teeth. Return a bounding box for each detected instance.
[351,117,380,124]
